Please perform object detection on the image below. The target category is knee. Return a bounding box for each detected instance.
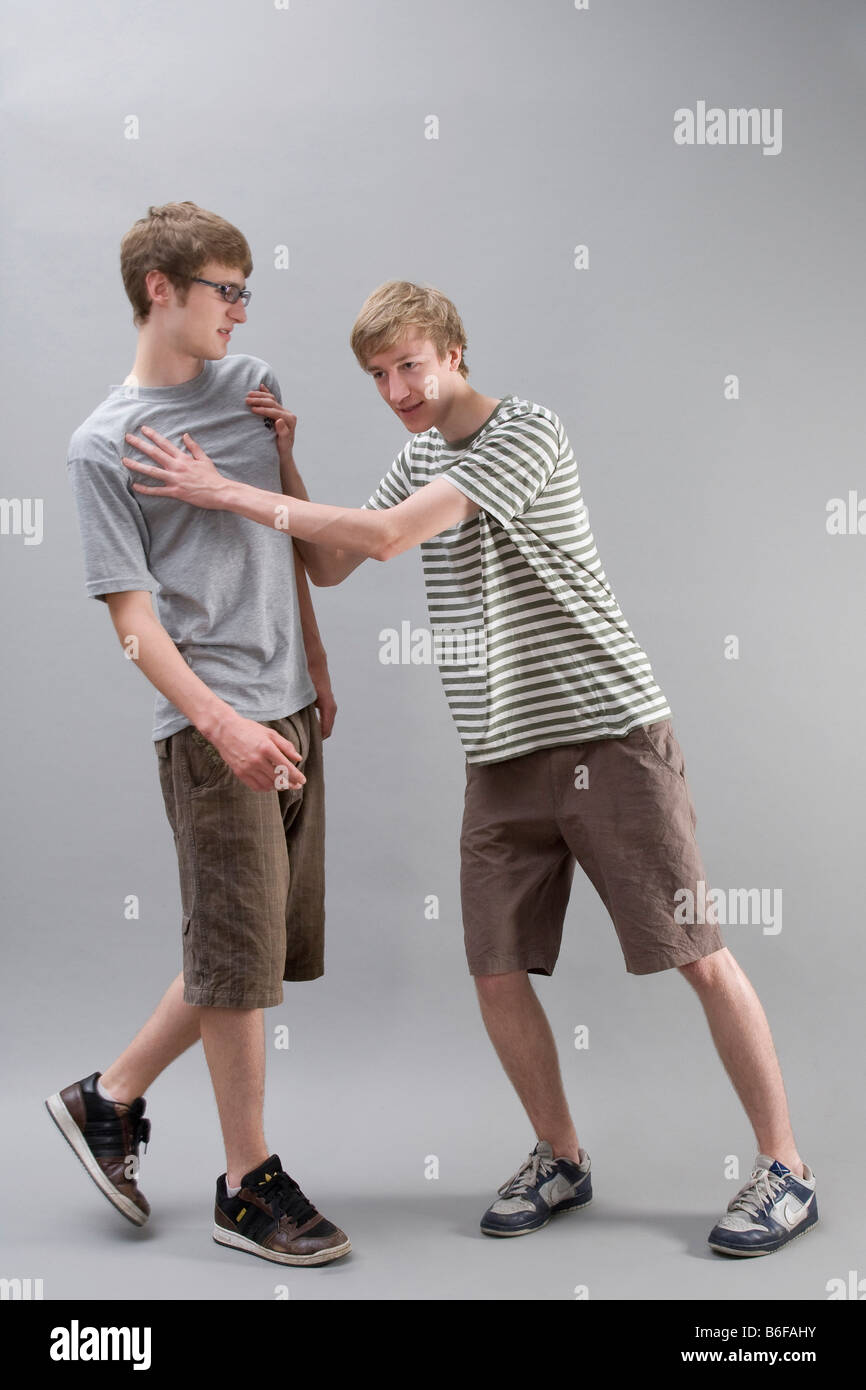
[678,946,733,990]
[474,969,529,1004]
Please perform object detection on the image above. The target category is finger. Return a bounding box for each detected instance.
[274,763,306,789]
[124,432,173,464]
[317,699,334,737]
[272,734,302,762]
[122,455,171,479]
[131,482,173,496]
[139,424,182,453]
[181,432,205,456]
[244,772,274,793]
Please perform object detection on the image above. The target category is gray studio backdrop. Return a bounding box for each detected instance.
[1,0,863,1302]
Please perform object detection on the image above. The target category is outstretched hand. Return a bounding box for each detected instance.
[122,426,229,509]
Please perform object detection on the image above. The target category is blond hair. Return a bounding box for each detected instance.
[120,201,253,326]
[350,280,469,379]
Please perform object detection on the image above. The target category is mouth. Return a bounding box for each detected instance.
[218,328,232,339]
[398,402,423,415]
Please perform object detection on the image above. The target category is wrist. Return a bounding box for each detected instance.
[194,700,240,743]
[219,478,245,513]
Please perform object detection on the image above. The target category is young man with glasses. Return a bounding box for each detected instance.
[49,201,352,1267]
[122,278,818,1259]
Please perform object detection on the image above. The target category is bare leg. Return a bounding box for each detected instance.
[199,1005,269,1187]
[474,970,581,1163]
[100,972,201,1102]
[679,948,804,1177]
[100,971,271,1187]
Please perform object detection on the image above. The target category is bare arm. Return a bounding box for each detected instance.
[103,590,306,791]
[122,425,481,572]
[281,447,368,588]
[292,543,337,736]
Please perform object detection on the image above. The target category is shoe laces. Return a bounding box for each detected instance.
[498,1149,556,1199]
[727,1164,787,1219]
[125,1100,151,1155]
[253,1170,318,1226]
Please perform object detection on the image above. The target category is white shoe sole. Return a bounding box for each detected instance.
[708,1214,819,1257]
[45,1091,148,1227]
[480,1195,593,1237]
[213,1224,352,1265]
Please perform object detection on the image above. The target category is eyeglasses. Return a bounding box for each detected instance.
[189,276,251,306]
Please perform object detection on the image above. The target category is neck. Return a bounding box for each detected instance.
[436,382,502,444]
[126,326,206,389]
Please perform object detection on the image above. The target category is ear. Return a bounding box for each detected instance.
[145,268,174,311]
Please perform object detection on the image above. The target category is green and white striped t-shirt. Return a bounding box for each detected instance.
[362,394,672,764]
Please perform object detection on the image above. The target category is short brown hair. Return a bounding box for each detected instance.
[350,280,469,379]
[120,201,253,327]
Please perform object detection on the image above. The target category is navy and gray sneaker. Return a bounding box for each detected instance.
[480,1140,592,1237]
[708,1154,818,1256]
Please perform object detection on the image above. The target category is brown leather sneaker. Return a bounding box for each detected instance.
[213,1155,351,1265]
[45,1071,151,1226]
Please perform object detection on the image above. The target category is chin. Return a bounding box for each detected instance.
[399,406,436,432]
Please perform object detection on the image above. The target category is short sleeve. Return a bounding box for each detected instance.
[440,415,559,526]
[258,362,282,405]
[361,443,413,511]
[67,445,156,602]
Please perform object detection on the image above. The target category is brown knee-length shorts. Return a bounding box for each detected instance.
[155,702,325,1008]
[460,719,725,977]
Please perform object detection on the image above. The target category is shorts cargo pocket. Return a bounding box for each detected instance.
[187,727,234,792]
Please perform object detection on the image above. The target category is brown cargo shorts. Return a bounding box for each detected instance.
[460,718,725,977]
[154,701,325,1008]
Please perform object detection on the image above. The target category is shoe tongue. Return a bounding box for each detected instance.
[756,1153,790,1177]
[242,1155,283,1187]
[533,1141,555,1161]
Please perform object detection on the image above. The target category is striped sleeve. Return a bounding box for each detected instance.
[361,443,413,510]
[440,415,559,525]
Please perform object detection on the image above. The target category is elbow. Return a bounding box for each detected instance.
[301,555,336,587]
[371,520,403,563]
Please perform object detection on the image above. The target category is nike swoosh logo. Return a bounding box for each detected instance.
[541,1175,577,1206]
[780,1194,813,1227]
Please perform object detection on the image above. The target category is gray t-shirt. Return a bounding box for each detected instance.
[67,352,316,740]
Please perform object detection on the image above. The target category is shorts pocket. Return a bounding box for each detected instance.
[635,720,685,780]
[186,727,234,792]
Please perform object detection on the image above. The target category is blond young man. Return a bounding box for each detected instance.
[123,279,818,1257]
[48,202,351,1267]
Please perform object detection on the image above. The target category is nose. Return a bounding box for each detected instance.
[387,373,409,404]
[229,300,247,324]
